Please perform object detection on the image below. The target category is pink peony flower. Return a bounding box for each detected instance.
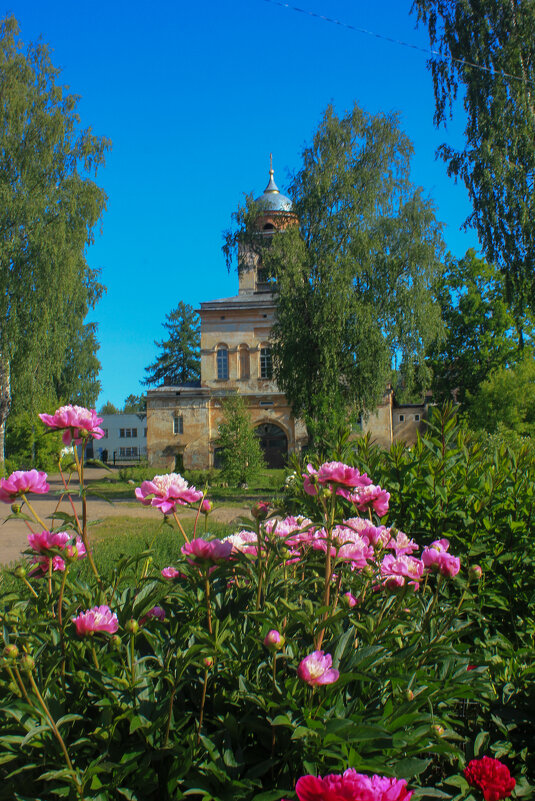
[464,757,516,801]
[72,605,119,635]
[422,539,460,577]
[0,469,50,503]
[381,554,424,589]
[297,651,339,686]
[140,606,166,624]
[161,566,182,579]
[387,531,418,555]
[295,768,413,801]
[343,591,359,608]
[39,405,104,446]
[304,461,372,496]
[223,530,258,555]
[135,472,203,515]
[349,484,390,517]
[181,537,233,564]
[27,530,86,573]
[264,629,285,650]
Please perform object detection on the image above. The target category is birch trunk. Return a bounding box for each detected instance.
[0,356,11,466]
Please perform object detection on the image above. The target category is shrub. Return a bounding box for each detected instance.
[0,405,531,800]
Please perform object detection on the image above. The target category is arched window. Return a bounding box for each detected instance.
[260,346,272,379]
[239,345,250,379]
[216,346,229,380]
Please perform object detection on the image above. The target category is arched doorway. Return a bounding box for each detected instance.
[255,423,288,469]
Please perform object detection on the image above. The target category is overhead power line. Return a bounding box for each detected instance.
[262,0,535,88]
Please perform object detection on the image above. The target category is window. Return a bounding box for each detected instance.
[173,415,183,435]
[414,414,420,422]
[119,428,137,438]
[119,447,138,458]
[144,428,147,437]
[217,347,229,380]
[101,429,108,438]
[239,346,250,379]
[260,347,272,379]
[398,415,405,423]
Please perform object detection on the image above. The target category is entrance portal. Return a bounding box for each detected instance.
[255,423,288,469]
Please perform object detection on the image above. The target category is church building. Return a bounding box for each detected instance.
[146,164,428,471]
[146,164,308,471]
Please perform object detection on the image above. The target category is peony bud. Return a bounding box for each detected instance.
[405,689,415,702]
[201,499,213,514]
[111,635,122,650]
[3,644,19,659]
[469,564,483,581]
[125,619,139,635]
[20,654,35,672]
[343,591,358,608]
[251,501,269,520]
[13,565,26,579]
[431,724,445,736]
[11,503,21,514]
[264,629,285,651]
[203,656,214,668]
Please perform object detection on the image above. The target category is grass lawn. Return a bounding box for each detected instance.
[85,467,286,504]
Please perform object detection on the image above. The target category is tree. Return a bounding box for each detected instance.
[225,103,445,443]
[99,402,119,415]
[412,0,535,337]
[216,394,265,486]
[427,249,532,406]
[466,351,535,436]
[0,16,109,462]
[123,394,146,413]
[142,301,200,387]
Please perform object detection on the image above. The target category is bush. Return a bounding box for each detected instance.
[0,406,531,800]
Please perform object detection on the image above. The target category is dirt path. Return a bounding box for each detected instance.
[0,468,252,566]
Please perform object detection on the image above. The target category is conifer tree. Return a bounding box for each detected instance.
[216,394,265,487]
[142,301,200,387]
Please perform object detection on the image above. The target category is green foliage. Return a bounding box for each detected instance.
[99,401,119,415]
[142,301,200,387]
[0,16,109,441]
[0,408,533,799]
[5,413,63,471]
[412,0,535,330]
[224,103,445,443]
[122,394,146,413]
[216,393,266,486]
[428,250,531,407]
[466,351,535,436]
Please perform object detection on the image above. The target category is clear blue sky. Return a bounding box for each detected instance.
[7,0,478,408]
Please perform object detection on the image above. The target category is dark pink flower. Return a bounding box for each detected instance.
[135,472,203,515]
[39,405,104,446]
[161,566,181,579]
[0,469,49,503]
[422,539,460,577]
[464,757,515,801]
[27,530,86,573]
[72,605,119,635]
[140,606,166,624]
[295,768,413,801]
[181,537,233,564]
[297,651,339,686]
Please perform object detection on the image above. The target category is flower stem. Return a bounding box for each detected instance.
[204,571,213,635]
[20,495,48,531]
[172,510,190,544]
[196,668,209,746]
[164,685,177,748]
[24,670,85,799]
